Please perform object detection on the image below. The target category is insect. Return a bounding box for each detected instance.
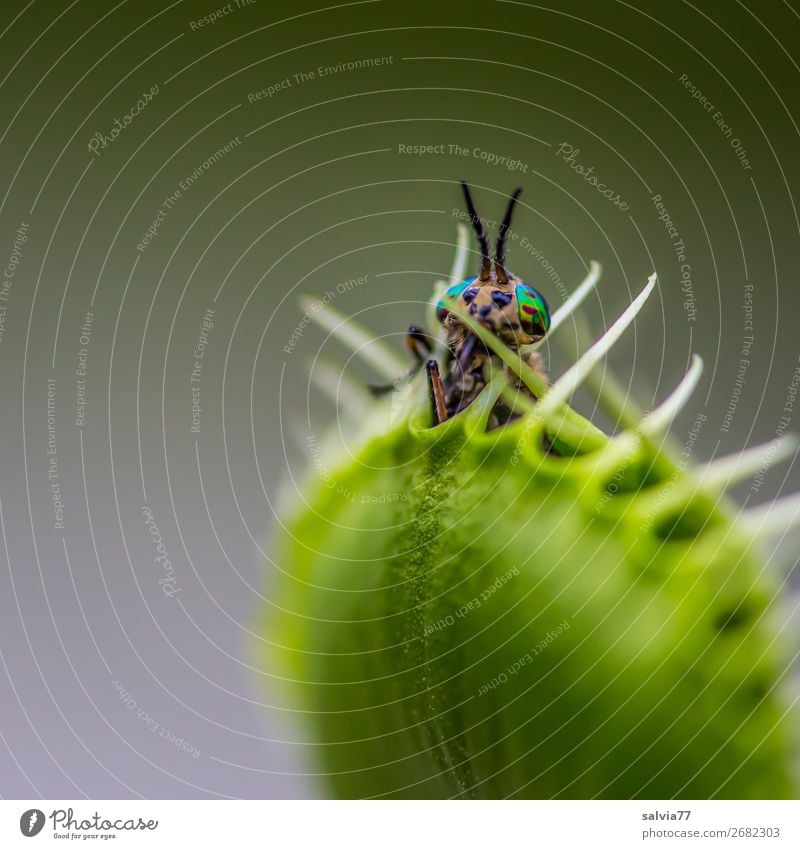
[374,181,552,427]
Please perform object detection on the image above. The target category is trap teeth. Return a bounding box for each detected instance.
[536,273,658,421]
[741,491,800,540]
[639,355,704,435]
[299,295,405,379]
[528,260,602,348]
[697,435,800,490]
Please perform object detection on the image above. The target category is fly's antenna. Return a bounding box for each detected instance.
[460,180,491,280]
[495,186,522,284]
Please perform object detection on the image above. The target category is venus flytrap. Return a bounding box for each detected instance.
[264,229,799,799]
[741,492,800,539]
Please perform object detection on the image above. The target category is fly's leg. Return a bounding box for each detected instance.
[368,325,434,396]
[426,359,448,425]
[406,325,435,363]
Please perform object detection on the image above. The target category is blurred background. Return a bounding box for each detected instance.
[0,0,798,798]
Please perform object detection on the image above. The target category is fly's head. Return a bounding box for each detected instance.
[435,182,551,351]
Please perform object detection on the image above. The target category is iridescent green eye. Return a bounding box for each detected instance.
[516,284,551,336]
[436,278,476,323]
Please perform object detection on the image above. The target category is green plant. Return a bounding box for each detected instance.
[262,228,799,799]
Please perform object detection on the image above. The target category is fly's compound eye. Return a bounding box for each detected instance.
[515,284,551,338]
[435,279,475,323]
